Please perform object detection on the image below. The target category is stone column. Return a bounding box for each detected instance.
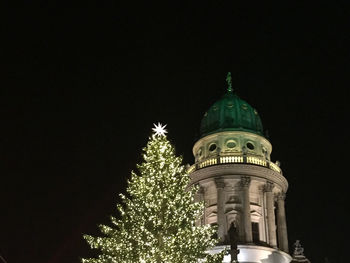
[264,182,277,247]
[276,192,289,253]
[241,176,252,243]
[215,180,226,243]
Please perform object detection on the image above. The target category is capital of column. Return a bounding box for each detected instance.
[198,185,205,194]
[263,181,274,192]
[240,176,251,188]
[215,180,225,189]
[276,192,286,201]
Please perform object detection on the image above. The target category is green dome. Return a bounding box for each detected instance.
[200,90,264,137]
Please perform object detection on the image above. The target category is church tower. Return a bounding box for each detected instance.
[189,74,292,263]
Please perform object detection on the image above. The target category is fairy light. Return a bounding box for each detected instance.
[82,125,225,263]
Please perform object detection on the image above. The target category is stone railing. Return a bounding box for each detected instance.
[188,154,282,174]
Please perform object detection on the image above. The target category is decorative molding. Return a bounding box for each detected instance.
[192,130,273,161]
[264,181,274,192]
[226,195,240,204]
[240,176,251,188]
[190,163,289,192]
[276,192,286,201]
[215,179,225,189]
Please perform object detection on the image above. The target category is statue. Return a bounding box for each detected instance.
[228,221,239,263]
[292,240,311,262]
[226,72,233,93]
[293,240,304,256]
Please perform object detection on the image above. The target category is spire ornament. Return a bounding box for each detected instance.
[226,72,233,93]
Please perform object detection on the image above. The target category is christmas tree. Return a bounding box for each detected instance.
[82,123,224,263]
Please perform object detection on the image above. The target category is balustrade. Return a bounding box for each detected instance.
[188,154,282,174]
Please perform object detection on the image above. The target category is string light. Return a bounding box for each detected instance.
[82,126,225,263]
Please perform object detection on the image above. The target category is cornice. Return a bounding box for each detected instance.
[190,163,289,192]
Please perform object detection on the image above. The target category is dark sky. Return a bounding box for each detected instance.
[1,3,348,263]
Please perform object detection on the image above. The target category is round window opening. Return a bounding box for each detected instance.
[246,142,255,150]
[241,104,248,110]
[226,140,236,148]
[209,143,217,152]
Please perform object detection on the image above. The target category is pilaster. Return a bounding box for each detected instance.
[215,180,226,243]
[264,181,277,248]
[240,176,252,243]
[276,192,289,253]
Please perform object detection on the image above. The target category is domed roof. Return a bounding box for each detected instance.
[200,88,264,138]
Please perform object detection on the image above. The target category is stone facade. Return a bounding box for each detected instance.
[190,130,291,263]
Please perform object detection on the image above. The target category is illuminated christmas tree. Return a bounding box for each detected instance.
[82,123,224,263]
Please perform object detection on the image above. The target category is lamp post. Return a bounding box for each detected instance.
[228,222,240,263]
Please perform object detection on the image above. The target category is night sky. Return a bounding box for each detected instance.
[1,3,348,263]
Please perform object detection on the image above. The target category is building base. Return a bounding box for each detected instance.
[208,245,292,263]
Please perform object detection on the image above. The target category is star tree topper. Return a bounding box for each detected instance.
[152,122,167,136]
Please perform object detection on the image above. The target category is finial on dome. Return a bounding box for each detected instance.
[226,72,233,93]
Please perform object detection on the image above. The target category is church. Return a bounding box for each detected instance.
[188,74,311,263]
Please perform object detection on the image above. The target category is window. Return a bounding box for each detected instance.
[226,140,236,149]
[241,104,248,110]
[246,142,255,150]
[209,143,217,152]
[252,222,260,242]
